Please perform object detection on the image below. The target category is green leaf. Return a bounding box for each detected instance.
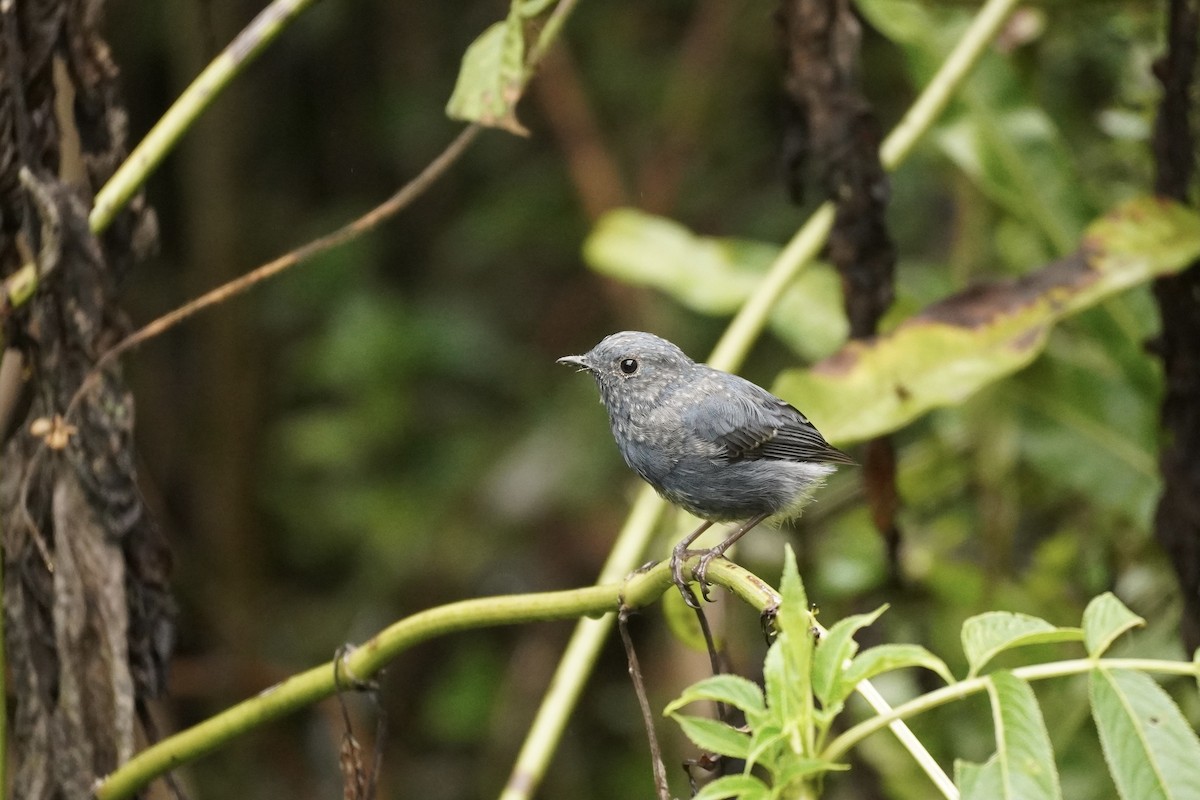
[838,644,955,704]
[776,545,811,641]
[773,198,1200,445]
[670,714,752,760]
[664,674,766,724]
[745,725,786,773]
[762,636,790,728]
[812,605,888,707]
[771,756,849,792]
[583,209,847,361]
[767,546,815,732]
[957,755,1004,800]
[961,612,1082,677]
[584,209,764,314]
[1082,592,1145,657]
[445,15,530,135]
[691,774,771,800]
[985,670,1063,800]
[1090,668,1200,800]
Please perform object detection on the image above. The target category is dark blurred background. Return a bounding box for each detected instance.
[101,1,1184,798]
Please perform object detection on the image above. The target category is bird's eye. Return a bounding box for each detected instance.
[619,358,639,375]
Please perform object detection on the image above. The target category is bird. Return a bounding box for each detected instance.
[558,331,853,606]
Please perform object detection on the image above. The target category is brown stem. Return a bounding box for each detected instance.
[618,605,672,800]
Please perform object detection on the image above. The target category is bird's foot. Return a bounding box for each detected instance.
[671,544,731,607]
[693,549,728,603]
[670,545,706,609]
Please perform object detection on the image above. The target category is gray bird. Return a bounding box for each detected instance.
[558,331,853,606]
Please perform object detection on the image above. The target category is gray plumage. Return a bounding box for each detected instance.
[558,331,852,524]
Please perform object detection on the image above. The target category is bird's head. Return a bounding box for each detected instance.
[557,331,694,413]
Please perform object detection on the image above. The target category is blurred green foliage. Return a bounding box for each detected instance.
[106,0,1191,798]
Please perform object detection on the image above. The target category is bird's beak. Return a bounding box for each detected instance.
[557,354,592,372]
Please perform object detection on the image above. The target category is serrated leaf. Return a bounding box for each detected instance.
[777,545,811,640]
[766,547,815,737]
[1083,592,1145,657]
[774,198,1200,445]
[837,644,955,705]
[583,209,847,361]
[961,611,1082,677]
[985,670,1062,800]
[812,605,888,707]
[957,755,1003,800]
[1090,668,1200,800]
[692,774,771,800]
[670,714,752,760]
[762,641,791,731]
[445,16,530,135]
[664,674,766,724]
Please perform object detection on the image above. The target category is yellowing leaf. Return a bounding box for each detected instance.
[446,16,530,135]
[774,198,1200,444]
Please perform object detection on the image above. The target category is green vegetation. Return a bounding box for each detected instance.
[56,0,1200,798]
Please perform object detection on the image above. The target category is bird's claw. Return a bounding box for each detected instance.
[694,551,721,603]
[671,546,729,607]
[670,546,704,609]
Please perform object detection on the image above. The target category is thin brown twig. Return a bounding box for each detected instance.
[108,123,482,365]
[618,604,672,800]
[55,124,482,429]
[687,594,730,726]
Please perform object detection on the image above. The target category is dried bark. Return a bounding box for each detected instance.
[0,2,166,797]
[1151,0,1200,651]
[777,0,900,570]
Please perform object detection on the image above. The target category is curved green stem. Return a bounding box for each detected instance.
[95,559,686,800]
[822,657,1200,764]
[94,556,779,800]
[851,675,958,798]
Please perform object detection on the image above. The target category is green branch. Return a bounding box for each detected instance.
[94,558,778,800]
[505,0,1023,796]
[822,657,1200,764]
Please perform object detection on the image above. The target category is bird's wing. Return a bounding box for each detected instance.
[686,373,855,465]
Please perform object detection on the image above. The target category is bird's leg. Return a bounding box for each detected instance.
[693,512,772,602]
[671,520,714,609]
